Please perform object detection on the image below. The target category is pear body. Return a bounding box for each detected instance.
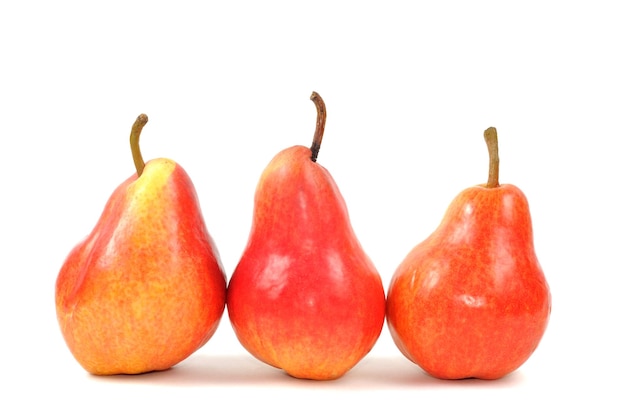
[387,184,551,380]
[55,158,226,375]
[227,145,385,380]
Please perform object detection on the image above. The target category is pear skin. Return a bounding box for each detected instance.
[55,115,227,375]
[386,127,551,380]
[226,92,386,380]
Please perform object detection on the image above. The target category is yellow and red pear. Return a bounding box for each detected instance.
[55,114,226,375]
[227,92,386,380]
[386,127,551,380]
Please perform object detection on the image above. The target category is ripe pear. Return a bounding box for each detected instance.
[55,114,227,375]
[226,92,386,380]
[386,127,551,380]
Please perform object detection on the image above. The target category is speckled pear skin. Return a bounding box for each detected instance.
[387,128,551,380]
[56,158,226,375]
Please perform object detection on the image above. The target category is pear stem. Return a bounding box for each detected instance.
[309,91,326,163]
[130,114,149,177]
[483,127,500,188]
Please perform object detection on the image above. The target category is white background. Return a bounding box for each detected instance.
[1,1,624,414]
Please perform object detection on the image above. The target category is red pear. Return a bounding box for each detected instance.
[226,92,386,380]
[55,114,226,375]
[386,127,551,380]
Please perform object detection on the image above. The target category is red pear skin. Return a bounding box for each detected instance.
[55,115,226,375]
[226,93,386,380]
[386,128,551,380]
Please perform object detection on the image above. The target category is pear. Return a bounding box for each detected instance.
[226,92,386,380]
[386,127,551,380]
[55,114,227,375]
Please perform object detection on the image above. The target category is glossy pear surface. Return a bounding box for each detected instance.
[227,145,386,380]
[56,156,226,375]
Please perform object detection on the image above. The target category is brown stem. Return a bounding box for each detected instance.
[309,91,326,163]
[483,127,500,188]
[130,114,149,176]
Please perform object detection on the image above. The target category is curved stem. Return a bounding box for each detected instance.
[130,114,149,177]
[309,91,326,163]
[483,127,500,188]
